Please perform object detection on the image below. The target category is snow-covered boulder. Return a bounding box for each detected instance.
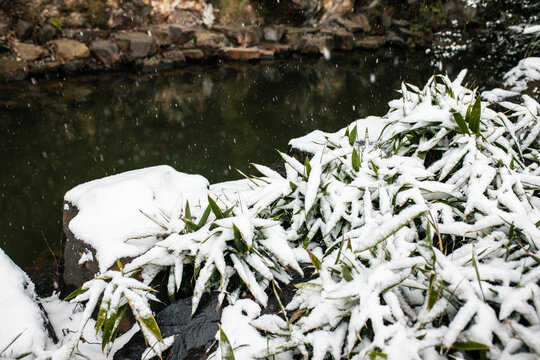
[0,248,53,358]
[62,165,210,288]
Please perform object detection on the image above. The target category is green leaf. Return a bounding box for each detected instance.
[48,17,62,30]
[305,157,312,178]
[185,200,192,220]
[352,148,360,172]
[197,204,212,228]
[306,249,322,272]
[63,287,88,301]
[218,325,236,360]
[95,305,108,334]
[342,265,353,282]
[233,224,249,253]
[427,274,442,310]
[116,259,124,272]
[349,125,358,146]
[138,315,163,343]
[294,282,323,292]
[472,244,486,302]
[289,181,297,191]
[208,195,225,219]
[452,109,470,135]
[451,341,490,351]
[469,96,482,134]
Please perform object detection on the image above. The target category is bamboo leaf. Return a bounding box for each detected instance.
[451,341,490,351]
[306,249,322,272]
[219,325,236,360]
[233,224,249,253]
[352,148,360,172]
[138,314,163,343]
[63,287,88,301]
[472,244,486,302]
[197,204,212,228]
[349,125,358,146]
[208,195,225,219]
[185,200,192,220]
[451,109,470,135]
[342,265,353,282]
[294,282,322,292]
[469,96,482,134]
[305,157,312,178]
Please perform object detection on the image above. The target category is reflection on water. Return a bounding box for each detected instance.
[0,49,495,266]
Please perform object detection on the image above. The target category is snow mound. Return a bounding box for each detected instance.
[0,248,51,358]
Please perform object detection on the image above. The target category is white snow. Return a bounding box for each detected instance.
[288,116,387,154]
[0,248,51,358]
[65,165,209,272]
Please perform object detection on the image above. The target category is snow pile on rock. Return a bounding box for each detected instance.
[483,57,540,101]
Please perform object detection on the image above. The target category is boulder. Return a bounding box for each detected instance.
[182,49,205,61]
[218,47,261,61]
[194,30,227,49]
[90,40,120,66]
[350,14,371,33]
[337,18,366,33]
[243,25,261,46]
[114,32,157,59]
[114,294,221,360]
[384,31,405,46]
[263,25,286,43]
[29,61,61,76]
[298,34,334,54]
[39,24,57,44]
[150,26,172,46]
[261,42,292,55]
[15,20,33,40]
[0,21,8,36]
[62,60,86,74]
[52,39,90,62]
[168,26,195,45]
[142,58,174,73]
[14,42,50,61]
[332,31,354,50]
[354,37,382,49]
[164,50,187,66]
[0,59,28,81]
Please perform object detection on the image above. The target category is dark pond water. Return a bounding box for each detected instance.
[0,49,504,267]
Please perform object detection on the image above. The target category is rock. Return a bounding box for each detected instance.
[182,49,205,61]
[332,31,354,50]
[194,30,227,49]
[0,21,8,36]
[22,242,64,298]
[298,34,334,54]
[14,42,50,61]
[114,294,221,360]
[164,50,187,66]
[218,47,261,61]
[213,26,243,45]
[114,32,157,59]
[336,18,365,33]
[63,60,86,74]
[142,58,174,73]
[63,29,109,43]
[168,26,195,45]
[90,40,120,66]
[15,20,33,40]
[39,24,57,44]
[259,48,275,59]
[263,25,286,43]
[52,39,90,62]
[0,59,28,81]
[243,25,261,46]
[150,26,171,46]
[350,14,371,33]
[29,61,61,76]
[384,31,405,46]
[167,10,202,27]
[392,19,410,28]
[261,42,292,55]
[354,37,382,49]
[380,13,393,30]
